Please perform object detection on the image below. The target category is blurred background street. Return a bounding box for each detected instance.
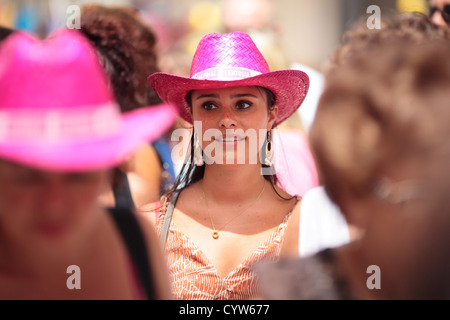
[0,0,428,72]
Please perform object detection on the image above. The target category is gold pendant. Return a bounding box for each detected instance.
[212,231,219,239]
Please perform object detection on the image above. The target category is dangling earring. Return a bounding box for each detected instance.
[265,130,274,167]
[193,130,204,166]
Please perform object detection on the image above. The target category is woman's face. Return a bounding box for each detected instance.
[0,160,110,249]
[191,86,277,165]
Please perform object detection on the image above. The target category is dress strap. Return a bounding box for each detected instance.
[160,190,181,249]
[112,170,135,210]
[109,207,155,299]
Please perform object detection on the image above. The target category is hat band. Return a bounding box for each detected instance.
[0,102,121,144]
[191,66,262,81]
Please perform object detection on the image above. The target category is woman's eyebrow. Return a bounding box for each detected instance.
[195,93,219,100]
[231,93,258,99]
[195,93,258,100]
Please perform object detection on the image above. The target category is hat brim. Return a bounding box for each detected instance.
[0,104,177,172]
[148,69,309,127]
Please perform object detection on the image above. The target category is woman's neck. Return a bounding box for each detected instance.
[201,163,267,204]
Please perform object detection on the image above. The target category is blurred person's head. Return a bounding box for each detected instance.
[325,12,450,75]
[0,29,175,256]
[0,160,111,256]
[429,0,450,27]
[317,11,450,224]
[310,38,450,298]
[80,5,162,112]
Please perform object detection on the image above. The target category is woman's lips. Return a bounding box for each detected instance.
[215,136,245,144]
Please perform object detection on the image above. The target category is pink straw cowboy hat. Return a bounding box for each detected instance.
[148,32,309,127]
[0,29,177,171]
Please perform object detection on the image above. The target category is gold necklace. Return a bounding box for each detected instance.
[202,180,266,240]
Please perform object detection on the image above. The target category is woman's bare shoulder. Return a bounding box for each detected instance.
[127,172,161,209]
[279,196,302,258]
[140,200,165,225]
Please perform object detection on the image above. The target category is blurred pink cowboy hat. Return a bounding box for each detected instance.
[0,28,177,171]
[148,32,309,126]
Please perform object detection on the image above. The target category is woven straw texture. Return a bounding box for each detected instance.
[190,32,271,75]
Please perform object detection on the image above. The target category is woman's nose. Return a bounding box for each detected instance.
[431,11,447,27]
[40,179,65,216]
[218,107,237,129]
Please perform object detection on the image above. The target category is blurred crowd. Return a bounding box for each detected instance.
[0,0,449,300]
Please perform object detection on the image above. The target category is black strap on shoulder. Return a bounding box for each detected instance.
[160,190,180,249]
[112,170,136,210]
[109,207,156,300]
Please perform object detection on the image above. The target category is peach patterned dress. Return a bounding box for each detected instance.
[155,204,293,300]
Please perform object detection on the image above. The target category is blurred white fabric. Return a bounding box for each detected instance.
[299,186,350,257]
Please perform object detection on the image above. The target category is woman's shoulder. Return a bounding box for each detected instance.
[136,196,167,225]
[279,196,301,258]
[126,172,161,208]
[133,144,163,186]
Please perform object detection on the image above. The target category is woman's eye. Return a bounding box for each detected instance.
[13,172,41,186]
[201,102,218,111]
[236,100,252,110]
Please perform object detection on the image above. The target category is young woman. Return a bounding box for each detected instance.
[0,29,176,299]
[147,32,317,299]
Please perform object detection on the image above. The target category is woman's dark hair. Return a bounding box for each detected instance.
[0,26,14,42]
[166,86,293,201]
[80,5,161,111]
[79,5,164,191]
